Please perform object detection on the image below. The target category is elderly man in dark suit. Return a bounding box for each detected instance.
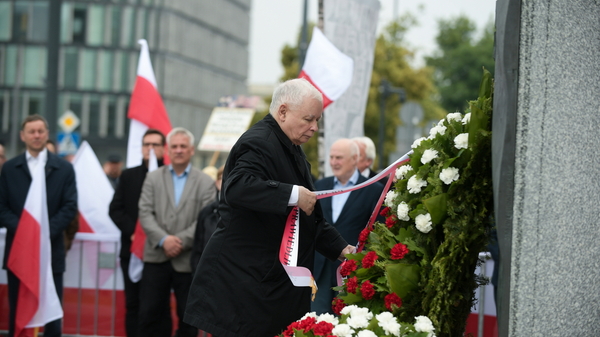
[0,114,77,337]
[138,127,215,337]
[184,78,353,337]
[312,138,385,314]
[109,128,167,337]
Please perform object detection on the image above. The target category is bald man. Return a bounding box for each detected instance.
[312,138,385,314]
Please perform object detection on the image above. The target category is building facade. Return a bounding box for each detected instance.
[0,0,250,163]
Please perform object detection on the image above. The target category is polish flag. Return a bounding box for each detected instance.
[7,151,62,337]
[128,148,158,283]
[126,39,172,168]
[299,27,354,108]
[72,141,120,242]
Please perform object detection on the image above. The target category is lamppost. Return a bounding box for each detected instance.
[378,79,406,170]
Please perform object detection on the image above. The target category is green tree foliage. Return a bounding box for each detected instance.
[426,16,495,113]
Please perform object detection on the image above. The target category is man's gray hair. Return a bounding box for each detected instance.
[167,127,195,147]
[353,136,376,161]
[269,78,323,115]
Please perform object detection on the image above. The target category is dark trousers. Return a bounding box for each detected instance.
[7,269,63,337]
[120,256,141,337]
[311,259,338,315]
[138,261,197,337]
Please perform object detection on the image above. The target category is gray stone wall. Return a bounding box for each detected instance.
[510,1,600,335]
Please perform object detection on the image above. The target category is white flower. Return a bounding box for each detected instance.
[437,118,445,126]
[446,112,463,122]
[411,137,426,149]
[340,305,358,316]
[421,149,438,164]
[331,324,354,337]
[454,133,469,150]
[414,316,436,335]
[376,312,401,336]
[357,330,378,337]
[350,307,373,321]
[299,312,317,321]
[415,213,433,233]
[317,313,339,325]
[462,112,471,125]
[347,315,370,329]
[439,167,460,185]
[396,202,410,221]
[428,124,447,139]
[384,190,397,207]
[395,165,412,180]
[407,176,427,194]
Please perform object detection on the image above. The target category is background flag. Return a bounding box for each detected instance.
[126,39,172,168]
[7,151,62,337]
[299,27,354,108]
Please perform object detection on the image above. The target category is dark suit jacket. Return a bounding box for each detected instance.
[0,151,78,273]
[313,172,384,281]
[109,164,151,260]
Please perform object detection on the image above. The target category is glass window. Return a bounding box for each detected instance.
[60,2,72,43]
[110,6,121,47]
[0,3,12,41]
[120,6,134,48]
[26,91,45,116]
[135,7,146,42]
[119,51,130,91]
[78,49,97,90]
[73,4,87,43]
[4,45,17,86]
[98,50,114,91]
[29,2,48,42]
[23,47,47,87]
[13,2,29,42]
[88,94,100,136]
[63,47,78,89]
[87,4,104,46]
[107,95,117,136]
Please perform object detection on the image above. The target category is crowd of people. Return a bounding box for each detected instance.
[0,78,389,337]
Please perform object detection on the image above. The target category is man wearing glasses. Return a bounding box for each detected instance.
[109,129,167,337]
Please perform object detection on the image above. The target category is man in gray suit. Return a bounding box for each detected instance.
[138,127,216,337]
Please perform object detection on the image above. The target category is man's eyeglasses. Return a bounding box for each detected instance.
[142,143,163,147]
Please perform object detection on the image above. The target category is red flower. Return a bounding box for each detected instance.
[361,251,378,269]
[313,321,334,336]
[360,280,376,300]
[346,276,358,294]
[385,215,397,228]
[380,206,390,216]
[297,317,316,332]
[384,292,403,311]
[358,227,371,244]
[390,242,409,260]
[332,297,346,315]
[339,259,357,277]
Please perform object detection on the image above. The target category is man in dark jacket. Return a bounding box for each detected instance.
[0,114,77,337]
[184,78,353,337]
[109,129,166,337]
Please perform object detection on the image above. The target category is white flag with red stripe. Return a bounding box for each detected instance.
[72,141,120,242]
[7,151,62,336]
[126,39,172,168]
[128,148,158,283]
[299,27,354,108]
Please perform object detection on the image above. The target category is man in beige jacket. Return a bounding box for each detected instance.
[138,127,216,337]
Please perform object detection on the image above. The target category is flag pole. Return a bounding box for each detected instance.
[317,0,325,179]
[209,151,220,167]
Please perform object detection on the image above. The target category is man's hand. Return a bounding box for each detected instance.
[297,186,317,216]
[163,235,183,258]
[338,245,356,261]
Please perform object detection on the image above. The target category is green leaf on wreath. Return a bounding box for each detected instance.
[385,263,421,298]
[423,193,448,224]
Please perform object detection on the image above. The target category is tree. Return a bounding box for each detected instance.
[278,16,445,175]
[426,15,495,113]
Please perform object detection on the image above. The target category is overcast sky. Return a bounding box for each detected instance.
[248,0,496,86]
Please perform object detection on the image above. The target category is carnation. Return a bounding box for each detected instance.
[407,176,427,194]
[395,165,412,180]
[384,190,397,207]
[346,276,359,294]
[331,323,354,337]
[446,112,463,122]
[299,312,318,321]
[362,251,378,269]
[439,167,460,185]
[384,293,403,311]
[332,298,346,315]
[454,133,469,149]
[360,280,376,300]
[415,213,433,233]
[414,315,436,334]
[390,243,409,260]
[396,202,410,221]
[421,149,439,164]
[317,313,339,325]
[377,311,401,336]
[411,137,426,149]
[347,315,370,329]
[428,124,447,138]
[340,259,358,277]
[357,330,378,337]
[462,112,471,125]
[358,227,371,244]
[385,215,397,229]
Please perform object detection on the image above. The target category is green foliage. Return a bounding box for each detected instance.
[335,69,494,337]
[426,16,495,113]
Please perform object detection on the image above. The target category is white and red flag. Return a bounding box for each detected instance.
[72,141,120,242]
[299,27,354,108]
[7,151,63,337]
[128,148,158,283]
[126,38,172,168]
